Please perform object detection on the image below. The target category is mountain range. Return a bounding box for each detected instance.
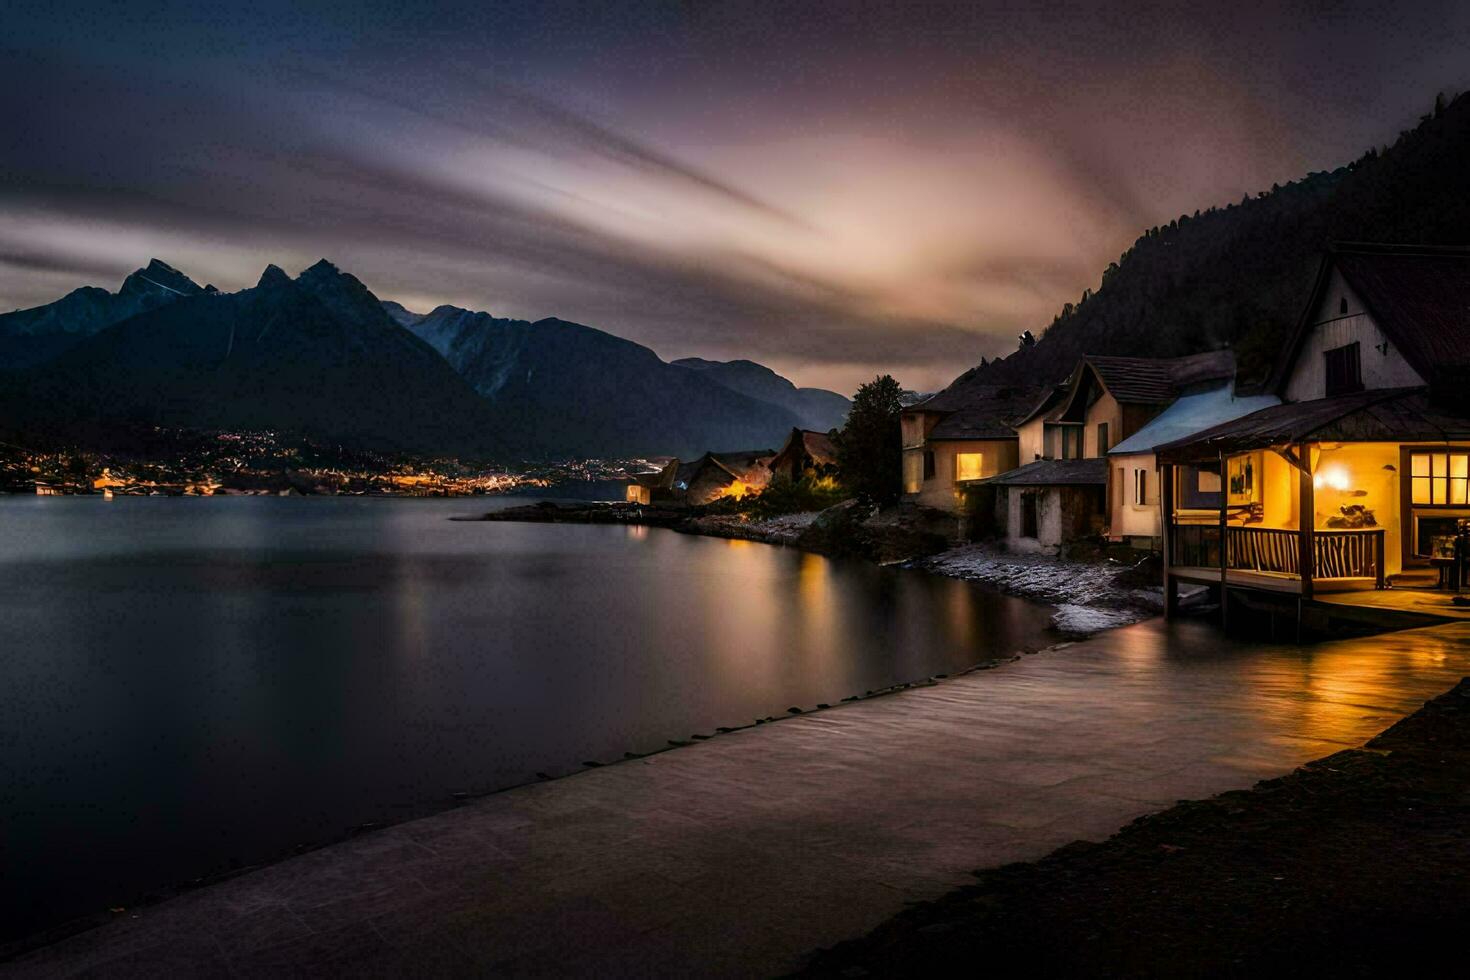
[0,262,850,459]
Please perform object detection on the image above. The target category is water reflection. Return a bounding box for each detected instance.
[0,497,1055,941]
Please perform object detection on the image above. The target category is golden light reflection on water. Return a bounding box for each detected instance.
[1234,624,1470,749]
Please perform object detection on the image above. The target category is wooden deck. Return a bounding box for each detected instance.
[1313,587,1470,625]
[1169,566,1376,594]
[1168,566,1470,632]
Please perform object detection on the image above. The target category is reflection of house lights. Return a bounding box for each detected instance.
[1314,466,1351,491]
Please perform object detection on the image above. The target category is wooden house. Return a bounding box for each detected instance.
[1156,244,1470,617]
[767,428,838,483]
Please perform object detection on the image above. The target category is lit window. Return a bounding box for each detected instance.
[955,453,984,482]
[1410,452,1470,506]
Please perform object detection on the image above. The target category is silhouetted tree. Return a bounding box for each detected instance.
[836,375,903,508]
[1018,329,1037,349]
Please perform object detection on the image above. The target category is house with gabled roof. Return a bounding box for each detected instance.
[991,351,1235,552]
[1106,365,1279,550]
[767,428,838,483]
[625,459,679,505]
[1155,243,1470,622]
[674,449,774,505]
[900,382,1040,512]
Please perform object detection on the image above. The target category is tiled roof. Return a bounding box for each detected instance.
[1085,350,1236,405]
[909,382,1042,440]
[1333,245,1470,373]
[984,457,1108,487]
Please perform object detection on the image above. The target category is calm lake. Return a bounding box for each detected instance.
[0,496,1055,942]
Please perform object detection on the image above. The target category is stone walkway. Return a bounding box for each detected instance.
[11,619,1470,978]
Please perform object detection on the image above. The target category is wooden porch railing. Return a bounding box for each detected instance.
[1171,525,1385,584]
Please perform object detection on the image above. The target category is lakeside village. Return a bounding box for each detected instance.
[0,431,655,499]
[12,243,1470,637]
[504,243,1470,638]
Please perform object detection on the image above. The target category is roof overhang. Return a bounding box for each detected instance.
[1155,386,1470,464]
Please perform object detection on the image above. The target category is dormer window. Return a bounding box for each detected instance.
[1324,341,1363,396]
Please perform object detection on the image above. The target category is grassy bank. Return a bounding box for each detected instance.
[797,675,1470,977]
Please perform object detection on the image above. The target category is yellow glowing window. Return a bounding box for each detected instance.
[955,453,984,482]
[1410,452,1470,506]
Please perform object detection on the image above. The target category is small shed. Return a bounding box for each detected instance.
[984,458,1108,554]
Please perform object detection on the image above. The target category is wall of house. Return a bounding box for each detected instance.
[1006,486,1062,553]
[1006,485,1104,553]
[1284,270,1425,401]
[1257,450,1300,530]
[903,410,945,497]
[1016,416,1047,463]
[901,410,941,450]
[1312,441,1402,577]
[1083,391,1123,457]
[1109,451,1160,544]
[911,439,1018,512]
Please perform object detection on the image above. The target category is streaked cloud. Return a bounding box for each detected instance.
[3,1,1469,394]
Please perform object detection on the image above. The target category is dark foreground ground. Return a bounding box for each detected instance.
[799,676,1470,978]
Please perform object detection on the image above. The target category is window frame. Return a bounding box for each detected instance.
[1133,468,1148,507]
[1410,451,1470,508]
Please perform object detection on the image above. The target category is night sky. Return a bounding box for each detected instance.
[4,1,1469,394]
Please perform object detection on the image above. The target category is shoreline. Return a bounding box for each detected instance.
[474,500,1169,637]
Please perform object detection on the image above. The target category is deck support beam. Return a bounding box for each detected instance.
[1218,452,1229,628]
[1162,462,1177,620]
[1298,441,1315,601]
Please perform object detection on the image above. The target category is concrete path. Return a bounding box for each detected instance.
[11,619,1470,978]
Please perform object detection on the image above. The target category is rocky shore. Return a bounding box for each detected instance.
[912,544,1171,636]
[797,676,1470,978]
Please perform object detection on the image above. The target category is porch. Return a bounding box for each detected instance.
[1168,524,1386,595]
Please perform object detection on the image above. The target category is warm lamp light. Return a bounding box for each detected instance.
[1313,465,1351,491]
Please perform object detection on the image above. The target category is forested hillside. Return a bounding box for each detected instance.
[968,91,1470,390]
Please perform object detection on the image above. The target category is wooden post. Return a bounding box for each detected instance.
[1299,442,1315,600]
[1218,452,1229,628]
[1161,462,1176,619]
[1375,528,1386,589]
